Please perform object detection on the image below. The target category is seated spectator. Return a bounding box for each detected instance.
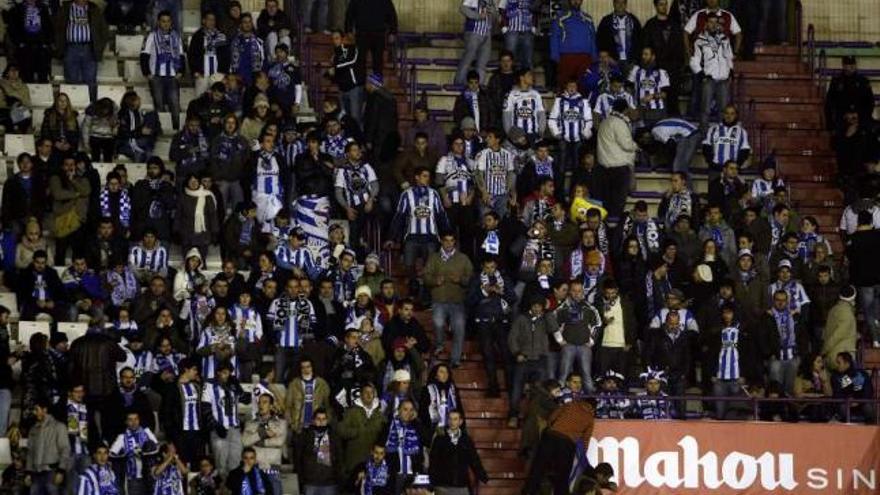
[117,91,161,162]
[0,64,34,133]
[256,0,292,59]
[41,93,80,158]
[831,352,875,423]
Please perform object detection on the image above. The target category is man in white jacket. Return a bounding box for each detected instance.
[597,99,639,218]
[502,68,546,143]
[690,16,734,129]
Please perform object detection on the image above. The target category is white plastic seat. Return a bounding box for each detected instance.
[98,85,128,105]
[0,293,18,319]
[59,84,91,109]
[0,438,11,466]
[17,321,50,345]
[97,61,123,83]
[32,110,44,131]
[57,322,88,342]
[153,139,171,160]
[27,83,55,108]
[182,10,200,34]
[139,90,155,111]
[115,35,145,58]
[93,162,117,184]
[122,163,148,184]
[5,134,35,157]
[179,87,196,110]
[254,447,282,467]
[124,60,147,84]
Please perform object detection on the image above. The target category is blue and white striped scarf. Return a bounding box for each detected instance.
[364,460,389,495]
[385,418,421,474]
[100,188,132,228]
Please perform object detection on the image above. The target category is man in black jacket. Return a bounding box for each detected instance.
[188,10,230,95]
[329,31,366,124]
[363,73,400,168]
[641,0,686,112]
[85,218,130,273]
[226,447,274,495]
[643,310,691,417]
[130,158,176,241]
[16,250,65,321]
[453,71,493,134]
[846,210,880,348]
[428,411,488,492]
[187,82,233,139]
[345,0,398,75]
[295,409,342,492]
[825,56,875,131]
[1,153,48,233]
[381,299,431,355]
[5,0,53,82]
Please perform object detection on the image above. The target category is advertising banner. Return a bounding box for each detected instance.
[589,420,880,494]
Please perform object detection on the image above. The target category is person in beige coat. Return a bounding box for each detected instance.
[822,286,858,370]
[596,99,639,218]
[286,358,333,434]
[48,155,91,266]
[242,394,289,449]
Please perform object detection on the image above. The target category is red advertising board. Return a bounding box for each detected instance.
[589,420,880,494]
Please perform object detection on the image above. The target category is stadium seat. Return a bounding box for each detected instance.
[140,90,155,111]
[57,322,88,341]
[98,85,128,105]
[116,35,145,58]
[97,61,123,83]
[180,87,196,110]
[182,10,200,34]
[0,293,18,320]
[5,134,35,157]
[124,60,148,84]
[93,163,118,183]
[0,438,11,466]
[157,112,187,136]
[27,83,55,108]
[124,163,148,183]
[154,139,171,159]
[31,110,44,131]
[60,84,91,109]
[254,447,282,467]
[17,321,50,345]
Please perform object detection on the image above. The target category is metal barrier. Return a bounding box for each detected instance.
[586,393,880,424]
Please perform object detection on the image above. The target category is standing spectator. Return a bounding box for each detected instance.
[594,279,636,376]
[597,0,642,69]
[474,129,516,218]
[363,74,400,168]
[486,51,517,129]
[643,310,691,416]
[825,56,875,131]
[54,0,109,102]
[466,257,515,397]
[225,448,274,495]
[822,285,858,368]
[522,400,595,495]
[708,303,754,419]
[334,142,379,255]
[189,11,230,97]
[831,352,875,423]
[49,156,92,266]
[404,105,446,156]
[507,296,555,426]
[151,444,188,495]
[382,401,428,494]
[701,105,750,173]
[74,444,118,495]
[503,69,546,143]
[26,401,71,495]
[428,410,488,493]
[549,79,593,196]
[683,0,742,53]
[301,0,329,34]
[499,0,535,70]
[2,154,48,234]
[455,73,494,135]
[629,46,669,124]
[201,364,245,475]
[763,290,808,396]
[329,31,366,124]
[337,383,386,478]
[295,409,341,493]
[846,211,880,347]
[142,10,186,132]
[550,0,597,91]
[345,0,398,76]
[596,99,638,218]
[424,233,473,367]
[553,279,602,391]
[229,14,265,86]
[82,98,119,163]
[286,359,332,435]
[175,175,220,258]
[109,412,159,495]
[689,16,733,129]
[642,0,686,112]
[454,0,498,85]
[147,0,182,33]
[6,0,54,83]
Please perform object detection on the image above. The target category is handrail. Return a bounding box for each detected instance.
[409,64,417,115]
[587,393,880,424]
[807,24,816,83]
[795,0,804,59]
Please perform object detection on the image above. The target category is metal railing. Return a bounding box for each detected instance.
[587,393,880,424]
[795,0,804,59]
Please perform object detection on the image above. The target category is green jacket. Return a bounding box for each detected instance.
[54,1,109,61]
[424,250,473,304]
[336,399,387,476]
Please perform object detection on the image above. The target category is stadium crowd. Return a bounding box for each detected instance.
[0,0,876,494]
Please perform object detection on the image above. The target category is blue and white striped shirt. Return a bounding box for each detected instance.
[254,151,284,198]
[335,162,378,207]
[503,88,545,135]
[321,133,353,161]
[392,186,449,239]
[201,382,240,429]
[651,118,698,143]
[717,324,740,380]
[268,296,317,348]
[281,140,305,169]
[475,147,514,196]
[636,393,670,420]
[549,92,593,142]
[501,0,533,32]
[67,400,89,456]
[436,154,475,204]
[179,383,201,431]
[128,245,168,274]
[593,91,636,120]
[142,30,184,77]
[76,465,117,495]
[771,308,798,361]
[67,3,92,44]
[230,304,263,343]
[275,244,317,277]
[462,0,492,36]
[768,280,810,314]
[196,326,237,380]
[703,122,750,166]
[628,66,670,110]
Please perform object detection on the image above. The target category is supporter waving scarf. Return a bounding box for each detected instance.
[385,418,421,474]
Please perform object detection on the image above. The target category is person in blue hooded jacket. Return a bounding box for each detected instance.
[550,0,597,92]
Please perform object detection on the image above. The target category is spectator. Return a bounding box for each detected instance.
[0,64,34,134]
[831,352,875,423]
[549,79,594,196]
[507,296,554,425]
[596,0,642,68]
[846,211,880,347]
[27,401,71,495]
[189,11,230,96]
[287,358,332,434]
[109,412,159,495]
[474,129,517,218]
[792,353,832,422]
[424,233,473,367]
[345,0,398,76]
[825,56,875,131]
[454,0,499,85]
[404,105,446,156]
[295,408,341,493]
[428,410,488,492]
[466,257,515,397]
[499,0,535,69]
[49,156,92,266]
[594,279,636,376]
[2,154,48,234]
[337,383,386,478]
[6,0,54,83]
[642,0,686,111]
[701,105,750,174]
[117,92,160,162]
[329,31,367,124]
[486,51,517,129]
[643,311,691,416]
[151,443,188,495]
[74,444,118,495]
[175,175,220,258]
[382,400,428,494]
[629,46,669,124]
[225,448,274,495]
[41,93,80,154]
[550,0,597,91]
[689,16,733,129]
[54,0,109,101]
[141,10,186,132]
[363,74,400,167]
[229,13,265,86]
[596,99,638,218]
[256,0,292,58]
[503,69,546,143]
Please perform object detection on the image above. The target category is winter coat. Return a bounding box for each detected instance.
[508,312,556,361]
[48,174,91,237]
[286,376,332,433]
[428,429,488,488]
[295,427,342,486]
[174,188,219,249]
[53,1,109,61]
[337,399,387,475]
[69,331,127,399]
[822,301,857,370]
[26,417,70,472]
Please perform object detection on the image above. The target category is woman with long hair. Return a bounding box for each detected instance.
[117,91,160,161]
[48,155,91,265]
[793,352,833,422]
[418,363,464,431]
[40,92,80,152]
[175,173,220,260]
[196,306,238,381]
